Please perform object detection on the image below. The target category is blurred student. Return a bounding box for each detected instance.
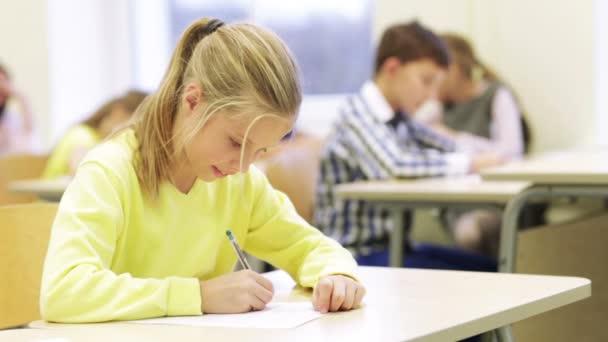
[314,21,501,266]
[417,33,528,257]
[42,90,147,179]
[0,63,35,154]
[419,33,527,160]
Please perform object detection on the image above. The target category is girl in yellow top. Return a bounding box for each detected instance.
[40,18,365,323]
[42,90,147,179]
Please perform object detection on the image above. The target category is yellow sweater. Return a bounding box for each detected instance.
[42,124,100,179]
[40,130,357,323]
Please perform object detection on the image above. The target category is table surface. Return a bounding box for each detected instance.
[481,149,608,185]
[8,178,71,201]
[335,175,531,204]
[11,266,591,342]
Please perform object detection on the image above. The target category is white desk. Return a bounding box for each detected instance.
[481,149,608,274]
[335,175,531,267]
[8,178,71,202]
[14,267,590,342]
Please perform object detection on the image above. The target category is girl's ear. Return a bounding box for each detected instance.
[182,82,204,114]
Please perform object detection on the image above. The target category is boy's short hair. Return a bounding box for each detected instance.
[374,21,450,74]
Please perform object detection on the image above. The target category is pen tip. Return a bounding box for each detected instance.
[226,230,233,238]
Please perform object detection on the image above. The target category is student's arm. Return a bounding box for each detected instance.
[342,98,470,179]
[40,161,201,323]
[43,127,100,179]
[408,118,460,152]
[0,76,33,134]
[489,87,524,159]
[13,91,33,134]
[244,167,358,288]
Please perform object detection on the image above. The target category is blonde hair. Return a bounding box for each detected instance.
[83,90,147,132]
[131,18,302,197]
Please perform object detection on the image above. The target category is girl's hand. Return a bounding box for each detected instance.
[312,275,366,313]
[199,270,274,313]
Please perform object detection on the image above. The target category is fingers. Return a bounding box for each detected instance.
[353,283,366,308]
[248,270,275,294]
[314,277,333,313]
[248,293,267,311]
[329,278,346,312]
[341,278,357,310]
[252,280,274,304]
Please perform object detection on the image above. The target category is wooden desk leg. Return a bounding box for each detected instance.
[389,206,403,267]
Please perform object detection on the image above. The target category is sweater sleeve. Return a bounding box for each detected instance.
[244,167,358,287]
[40,160,201,323]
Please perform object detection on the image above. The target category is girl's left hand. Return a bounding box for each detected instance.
[312,275,366,313]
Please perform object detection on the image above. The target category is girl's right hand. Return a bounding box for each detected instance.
[199,270,275,313]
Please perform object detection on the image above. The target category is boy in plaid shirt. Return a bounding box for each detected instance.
[314,21,498,262]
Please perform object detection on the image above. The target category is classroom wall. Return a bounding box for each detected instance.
[48,0,132,143]
[470,0,597,152]
[0,0,50,145]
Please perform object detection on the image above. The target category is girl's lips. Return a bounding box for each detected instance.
[212,166,226,177]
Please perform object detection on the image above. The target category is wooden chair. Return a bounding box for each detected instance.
[0,203,58,329]
[0,154,48,205]
[262,135,324,223]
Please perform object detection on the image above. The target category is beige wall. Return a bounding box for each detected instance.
[471,0,596,152]
[0,0,50,144]
[48,0,132,143]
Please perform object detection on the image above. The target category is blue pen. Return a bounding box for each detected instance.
[226,230,251,270]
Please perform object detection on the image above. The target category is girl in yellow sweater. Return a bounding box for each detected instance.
[42,90,147,179]
[40,18,365,323]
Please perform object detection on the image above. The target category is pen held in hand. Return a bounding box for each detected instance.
[226,230,251,270]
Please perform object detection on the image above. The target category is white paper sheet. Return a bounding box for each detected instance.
[129,302,322,329]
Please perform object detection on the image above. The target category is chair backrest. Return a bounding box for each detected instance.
[0,154,48,205]
[0,203,58,329]
[263,135,324,223]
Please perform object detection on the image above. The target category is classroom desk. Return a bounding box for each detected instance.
[8,178,71,202]
[481,149,608,274]
[16,266,590,342]
[334,175,531,267]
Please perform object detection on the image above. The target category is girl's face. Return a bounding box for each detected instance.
[184,111,293,182]
[438,63,467,102]
[387,58,446,114]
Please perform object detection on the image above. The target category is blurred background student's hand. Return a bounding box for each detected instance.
[471,151,505,173]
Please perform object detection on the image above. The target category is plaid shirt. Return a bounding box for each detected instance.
[313,81,469,256]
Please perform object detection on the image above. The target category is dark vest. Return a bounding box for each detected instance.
[443,83,501,138]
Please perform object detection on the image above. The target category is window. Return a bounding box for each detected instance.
[169,0,373,94]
